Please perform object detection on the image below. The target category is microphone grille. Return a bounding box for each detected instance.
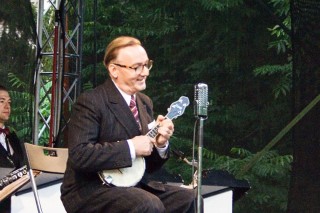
[194,83,208,117]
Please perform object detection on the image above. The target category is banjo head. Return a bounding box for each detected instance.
[99,157,146,187]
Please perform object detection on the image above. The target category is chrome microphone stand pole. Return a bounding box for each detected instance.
[197,117,205,213]
[194,83,208,213]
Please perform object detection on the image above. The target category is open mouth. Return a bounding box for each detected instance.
[137,77,146,83]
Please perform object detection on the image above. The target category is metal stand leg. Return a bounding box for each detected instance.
[197,118,204,213]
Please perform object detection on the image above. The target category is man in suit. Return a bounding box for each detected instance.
[61,36,196,212]
[0,85,25,212]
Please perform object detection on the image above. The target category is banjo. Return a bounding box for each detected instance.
[98,96,190,187]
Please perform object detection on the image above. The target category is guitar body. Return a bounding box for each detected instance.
[98,96,190,187]
[98,157,145,187]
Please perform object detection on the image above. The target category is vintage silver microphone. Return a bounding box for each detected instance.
[194,83,208,118]
[194,83,208,213]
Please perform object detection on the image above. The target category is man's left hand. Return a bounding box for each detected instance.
[154,115,174,148]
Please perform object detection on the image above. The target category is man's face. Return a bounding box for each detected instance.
[109,45,150,95]
[0,90,11,127]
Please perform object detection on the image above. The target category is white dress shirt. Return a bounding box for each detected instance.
[0,127,13,155]
[113,82,169,160]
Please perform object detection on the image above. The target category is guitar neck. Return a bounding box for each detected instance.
[146,116,169,139]
[145,96,189,139]
[146,124,160,138]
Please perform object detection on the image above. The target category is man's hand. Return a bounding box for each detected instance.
[131,135,154,156]
[131,115,173,156]
[154,115,174,148]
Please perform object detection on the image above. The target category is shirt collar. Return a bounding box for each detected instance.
[112,80,136,106]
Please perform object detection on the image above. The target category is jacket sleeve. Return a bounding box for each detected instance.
[67,91,132,173]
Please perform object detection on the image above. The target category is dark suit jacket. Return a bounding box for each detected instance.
[0,131,25,169]
[61,78,168,212]
[0,131,25,212]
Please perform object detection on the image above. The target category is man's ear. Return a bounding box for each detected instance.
[108,64,118,79]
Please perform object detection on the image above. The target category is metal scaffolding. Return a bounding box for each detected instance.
[33,0,83,147]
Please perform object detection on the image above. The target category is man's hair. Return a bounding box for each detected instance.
[103,36,141,69]
[0,85,8,92]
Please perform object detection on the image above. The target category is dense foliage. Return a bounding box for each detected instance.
[0,0,298,212]
[0,0,35,142]
[79,0,293,212]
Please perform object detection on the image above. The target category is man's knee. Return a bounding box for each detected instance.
[136,196,165,213]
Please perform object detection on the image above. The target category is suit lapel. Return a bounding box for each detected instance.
[102,79,141,136]
[136,95,150,134]
[0,143,9,157]
[0,140,15,167]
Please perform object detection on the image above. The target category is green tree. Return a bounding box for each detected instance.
[287,0,320,212]
[0,0,36,142]
[80,1,294,212]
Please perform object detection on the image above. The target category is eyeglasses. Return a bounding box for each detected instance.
[113,60,153,73]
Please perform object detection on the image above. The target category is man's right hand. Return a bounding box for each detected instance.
[131,135,154,156]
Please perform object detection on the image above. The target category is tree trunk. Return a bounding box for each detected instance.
[287,0,320,212]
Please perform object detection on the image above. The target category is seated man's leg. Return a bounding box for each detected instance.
[148,184,197,213]
[78,186,165,213]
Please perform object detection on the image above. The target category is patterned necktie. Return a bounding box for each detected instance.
[129,95,141,130]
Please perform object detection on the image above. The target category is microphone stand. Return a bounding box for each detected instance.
[197,117,205,213]
[194,82,208,213]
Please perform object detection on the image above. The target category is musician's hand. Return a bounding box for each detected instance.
[155,115,174,148]
[132,135,154,157]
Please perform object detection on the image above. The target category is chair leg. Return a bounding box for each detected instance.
[28,169,43,213]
